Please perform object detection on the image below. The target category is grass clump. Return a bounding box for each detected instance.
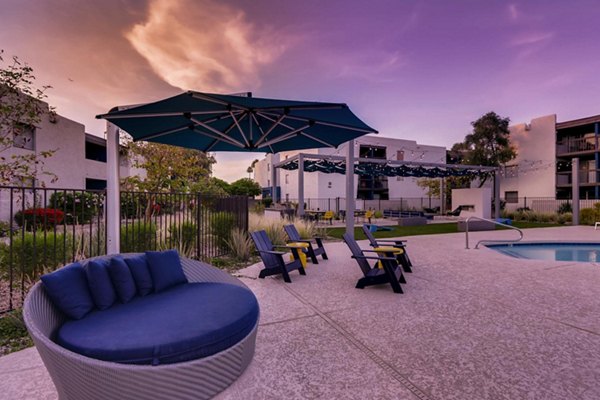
[0,309,33,357]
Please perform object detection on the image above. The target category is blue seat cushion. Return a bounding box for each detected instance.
[123,255,153,296]
[56,282,259,365]
[86,259,117,310]
[41,262,95,320]
[145,250,187,292]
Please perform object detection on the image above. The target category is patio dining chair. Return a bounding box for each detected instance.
[342,233,405,294]
[283,224,328,264]
[251,230,306,283]
[361,224,413,272]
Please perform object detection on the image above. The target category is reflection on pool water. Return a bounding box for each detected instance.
[486,243,600,263]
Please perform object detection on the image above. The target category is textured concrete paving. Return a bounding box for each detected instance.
[1,226,600,399]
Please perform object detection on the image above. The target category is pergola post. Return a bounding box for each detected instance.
[572,157,580,225]
[106,122,120,254]
[439,178,445,214]
[298,154,305,217]
[270,156,277,203]
[346,140,355,237]
[494,172,501,219]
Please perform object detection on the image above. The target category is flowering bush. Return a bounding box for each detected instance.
[49,192,102,224]
[13,208,64,230]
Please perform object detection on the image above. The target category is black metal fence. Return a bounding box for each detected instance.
[286,197,443,213]
[0,186,248,313]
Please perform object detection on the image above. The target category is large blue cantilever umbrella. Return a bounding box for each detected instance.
[96,91,377,252]
[96,91,377,152]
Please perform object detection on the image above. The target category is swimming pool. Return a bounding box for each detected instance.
[486,242,600,262]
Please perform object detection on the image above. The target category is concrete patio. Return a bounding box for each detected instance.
[1,226,600,399]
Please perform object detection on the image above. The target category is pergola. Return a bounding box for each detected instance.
[272,152,500,234]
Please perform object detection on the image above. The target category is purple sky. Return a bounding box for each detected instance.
[1,0,599,182]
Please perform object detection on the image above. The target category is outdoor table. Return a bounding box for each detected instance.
[287,242,309,267]
[373,246,404,269]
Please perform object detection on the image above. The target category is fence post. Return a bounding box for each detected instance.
[195,193,201,259]
[524,196,527,209]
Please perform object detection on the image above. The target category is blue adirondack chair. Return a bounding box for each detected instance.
[342,233,405,294]
[283,224,328,264]
[250,230,306,283]
[361,224,413,273]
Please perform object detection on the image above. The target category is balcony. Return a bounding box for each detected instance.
[556,169,600,186]
[556,136,597,155]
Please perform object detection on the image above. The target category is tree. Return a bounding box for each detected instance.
[124,141,215,193]
[0,50,56,186]
[122,140,217,218]
[453,111,516,186]
[228,178,261,197]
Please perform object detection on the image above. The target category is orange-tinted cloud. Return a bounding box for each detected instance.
[126,0,286,92]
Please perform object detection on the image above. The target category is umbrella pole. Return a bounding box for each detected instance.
[298,154,305,217]
[345,140,355,238]
[106,122,121,254]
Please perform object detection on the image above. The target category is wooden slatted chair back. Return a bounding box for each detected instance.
[283,225,301,242]
[250,230,280,269]
[342,233,371,276]
[361,225,379,248]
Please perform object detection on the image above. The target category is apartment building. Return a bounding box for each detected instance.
[254,135,447,202]
[501,113,600,201]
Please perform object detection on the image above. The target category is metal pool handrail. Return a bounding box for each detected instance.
[465,216,523,249]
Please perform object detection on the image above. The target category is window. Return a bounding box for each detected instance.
[13,124,35,150]
[267,163,270,171]
[85,141,107,162]
[397,150,404,161]
[285,174,289,184]
[505,191,519,203]
[86,178,107,190]
[327,181,332,188]
[267,179,270,186]
[397,177,404,181]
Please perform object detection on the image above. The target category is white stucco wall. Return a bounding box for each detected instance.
[501,114,557,198]
[452,188,492,219]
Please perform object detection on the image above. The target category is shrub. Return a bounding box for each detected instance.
[261,197,273,208]
[169,221,197,250]
[0,231,73,278]
[120,221,157,252]
[0,221,10,237]
[226,228,253,262]
[557,212,572,225]
[49,191,102,224]
[374,210,383,218]
[210,212,236,249]
[557,202,572,214]
[580,208,596,225]
[253,202,265,214]
[14,208,64,230]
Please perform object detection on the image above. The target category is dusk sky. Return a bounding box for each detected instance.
[2,0,600,182]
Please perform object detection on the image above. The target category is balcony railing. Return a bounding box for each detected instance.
[556,169,600,185]
[557,136,597,154]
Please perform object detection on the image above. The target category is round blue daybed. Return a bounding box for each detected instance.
[24,253,259,400]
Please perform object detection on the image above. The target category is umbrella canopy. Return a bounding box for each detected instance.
[96,91,377,152]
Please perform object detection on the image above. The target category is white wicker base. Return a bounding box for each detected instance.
[24,256,259,400]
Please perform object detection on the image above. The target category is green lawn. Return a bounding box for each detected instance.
[325,221,563,240]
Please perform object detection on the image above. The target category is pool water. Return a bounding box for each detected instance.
[487,242,600,262]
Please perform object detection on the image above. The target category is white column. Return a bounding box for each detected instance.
[106,122,120,254]
[270,158,277,203]
[494,172,501,219]
[572,158,580,225]
[439,178,445,214]
[346,140,355,237]
[298,154,305,217]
